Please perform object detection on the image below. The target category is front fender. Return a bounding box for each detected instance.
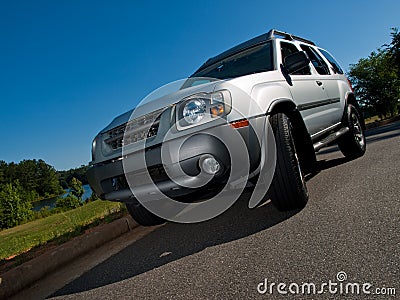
[251,82,294,116]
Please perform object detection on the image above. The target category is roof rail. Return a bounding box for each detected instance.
[267,29,315,45]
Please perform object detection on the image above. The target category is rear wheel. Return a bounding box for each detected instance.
[126,202,165,226]
[338,104,366,159]
[268,113,308,211]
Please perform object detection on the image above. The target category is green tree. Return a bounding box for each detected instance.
[36,159,64,197]
[68,177,84,199]
[0,160,6,185]
[16,159,39,193]
[57,165,89,189]
[0,159,65,205]
[56,195,81,210]
[348,48,400,118]
[0,181,33,229]
[387,27,400,75]
[2,162,17,184]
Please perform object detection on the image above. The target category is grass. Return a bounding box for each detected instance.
[0,200,125,262]
[364,115,381,125]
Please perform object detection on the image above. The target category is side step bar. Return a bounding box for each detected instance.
[313,127,349,151]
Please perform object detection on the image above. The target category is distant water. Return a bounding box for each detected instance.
[32,184,92,211]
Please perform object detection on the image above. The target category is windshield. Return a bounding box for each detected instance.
[183,41,274,88]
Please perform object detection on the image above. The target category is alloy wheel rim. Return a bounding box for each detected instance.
[351,113,365,148]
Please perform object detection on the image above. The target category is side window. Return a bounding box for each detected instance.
[318,48,344,74]
[280,42,310,75]
[300,45,330,75]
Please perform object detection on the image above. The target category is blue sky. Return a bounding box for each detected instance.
[0,0,399,170]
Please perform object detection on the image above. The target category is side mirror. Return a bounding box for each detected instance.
[284,51,310,74]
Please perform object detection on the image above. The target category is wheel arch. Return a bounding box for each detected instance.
[345,92,366,129]
[267,99,316,173]
[345,92,361,111]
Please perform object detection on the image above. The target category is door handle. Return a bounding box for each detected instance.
[316,81,323,86]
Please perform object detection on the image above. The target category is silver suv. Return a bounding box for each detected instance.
[87,29,366,225]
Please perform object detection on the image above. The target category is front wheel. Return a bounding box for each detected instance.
[126,202,165,226]
[268,113,308,211]
[337,104,366,159]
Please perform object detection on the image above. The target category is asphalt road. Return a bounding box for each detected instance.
[51,122,399,299]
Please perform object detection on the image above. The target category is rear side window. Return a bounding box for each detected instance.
[318,49,344,74]
[280,42,310,75]
[300,45,330,75]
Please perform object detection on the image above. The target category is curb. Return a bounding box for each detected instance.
[0,216,138,300]
[365,115,400,130]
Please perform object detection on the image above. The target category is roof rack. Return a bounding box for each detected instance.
[267,29,315,45]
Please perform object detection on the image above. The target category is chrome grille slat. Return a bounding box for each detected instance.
[104,108,165,150]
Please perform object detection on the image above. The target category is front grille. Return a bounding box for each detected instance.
[104,108,165,150]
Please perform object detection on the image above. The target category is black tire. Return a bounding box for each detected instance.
[337,104,366,159]
[126,202,165,226]
[268,113,308,211]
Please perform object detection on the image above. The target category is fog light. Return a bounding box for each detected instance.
[200,156,221,175]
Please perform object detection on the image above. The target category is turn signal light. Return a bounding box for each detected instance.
[230,119,249,129]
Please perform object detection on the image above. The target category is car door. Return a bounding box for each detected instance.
[280,41,331,136]
[300,44,343,127]
[316,47,347,125]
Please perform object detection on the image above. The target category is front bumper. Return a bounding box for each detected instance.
[87,120,263,203]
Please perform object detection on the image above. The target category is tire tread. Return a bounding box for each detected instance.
[126,203,165,226]
[269,113,308,211]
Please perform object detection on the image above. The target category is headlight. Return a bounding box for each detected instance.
[183,99,206,124]
[177,90,231,130]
